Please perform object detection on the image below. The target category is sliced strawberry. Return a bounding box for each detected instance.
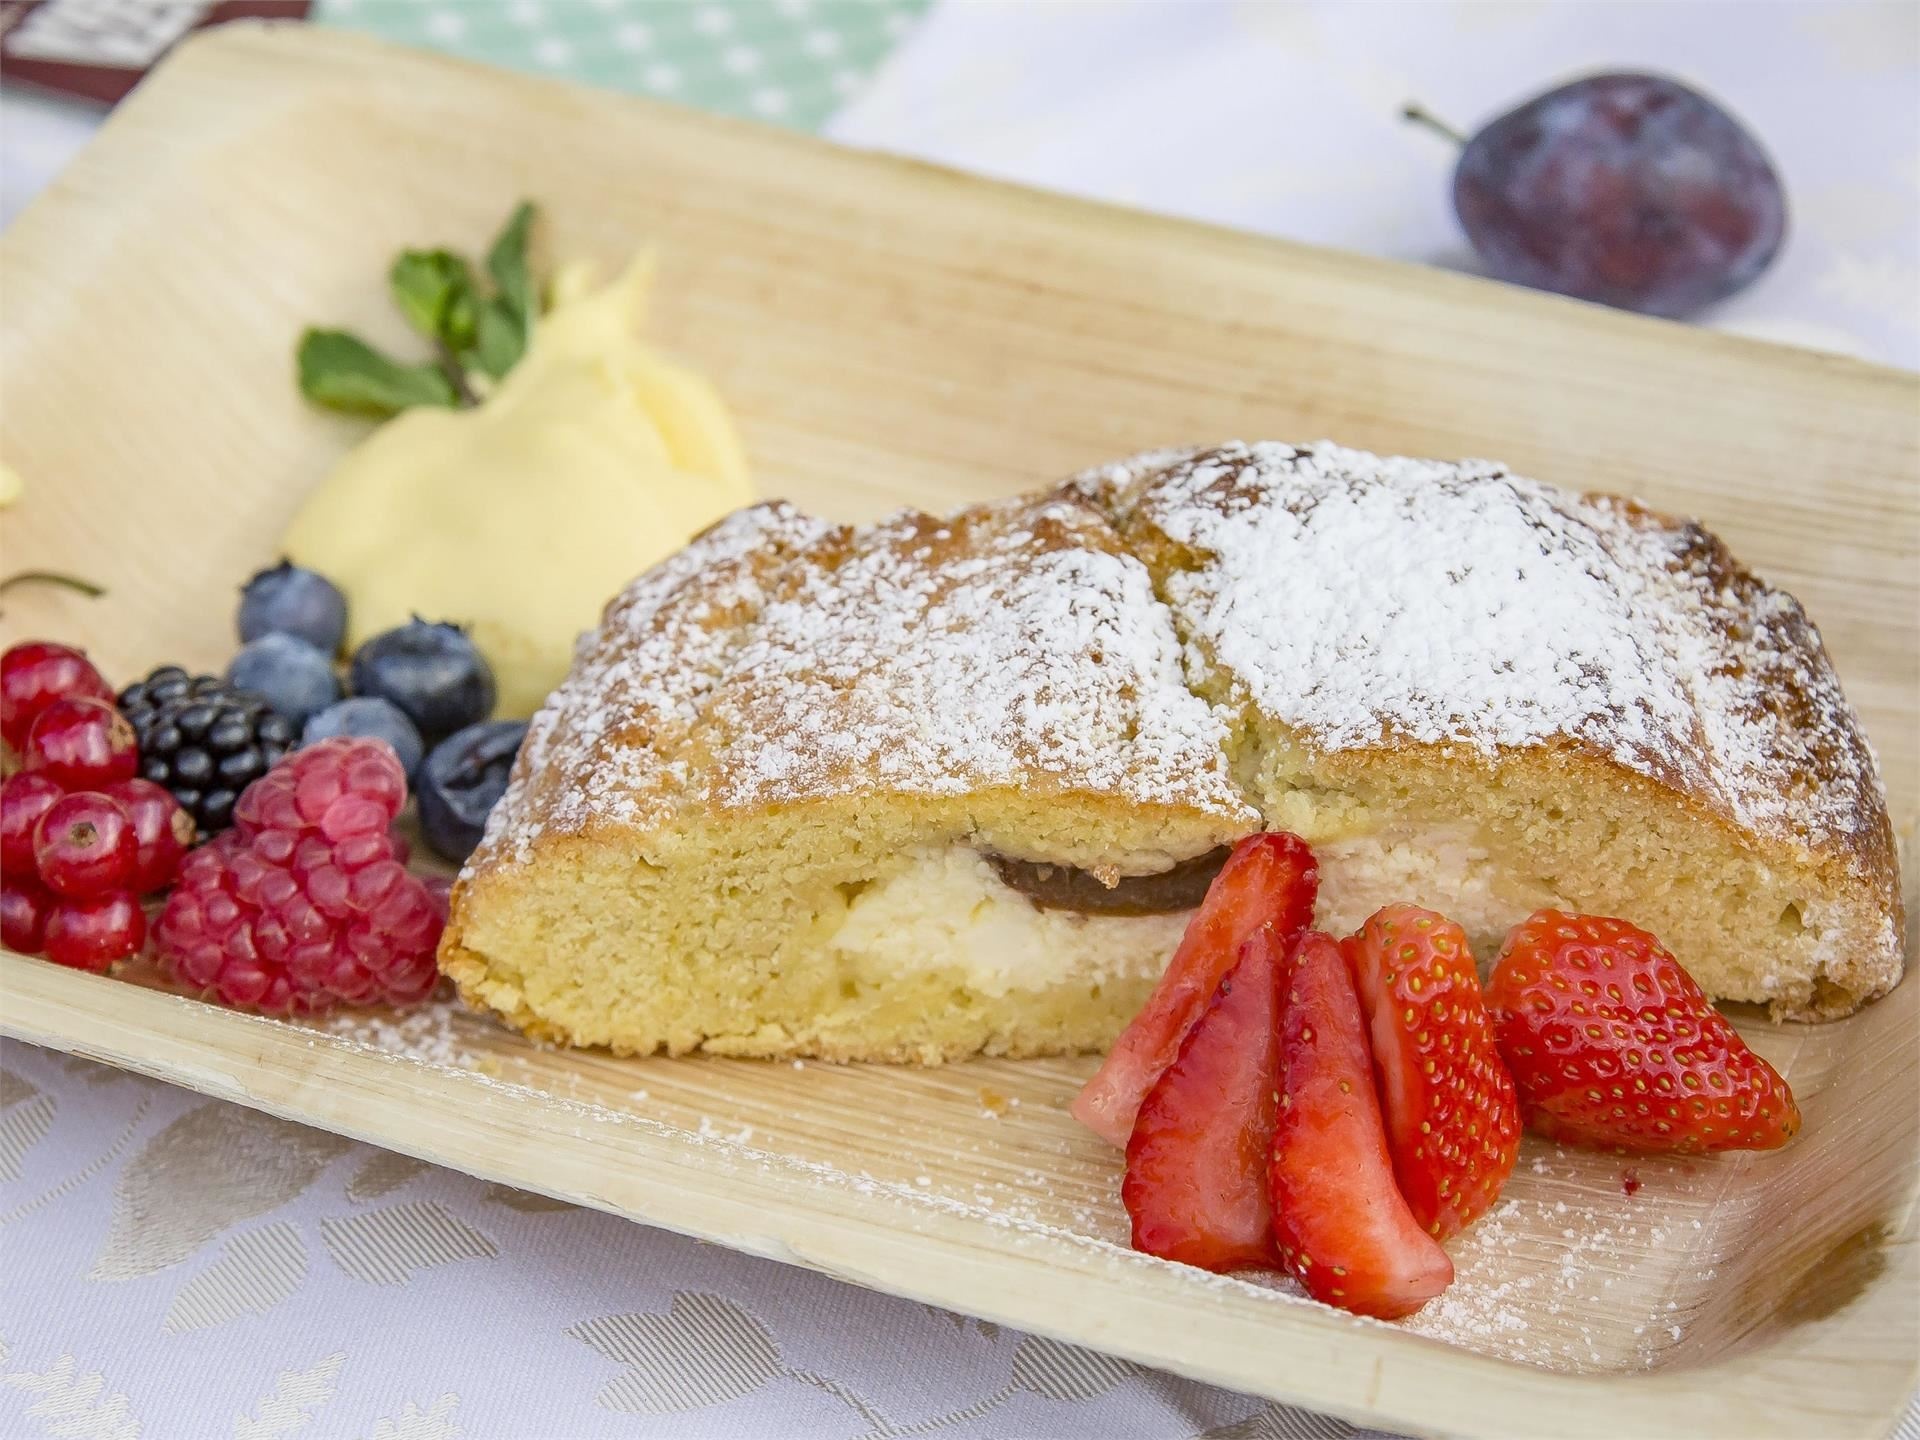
[1270,931,1453,1319]
[1343,904,1520,1241]
[1487,911,1800,1154]
[1123,923,1284,1272]
[1074,833,1318,1146]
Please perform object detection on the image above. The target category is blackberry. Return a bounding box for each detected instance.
[118,666,296,837]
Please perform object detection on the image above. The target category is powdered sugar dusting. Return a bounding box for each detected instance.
[281,1002,1744,1377]
[1081,441,1893,875]
[473,492,1251,871]
[715,499,1245,811]
[469,501,837,869]
[321,999,479,1070]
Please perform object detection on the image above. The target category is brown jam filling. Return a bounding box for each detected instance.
[985,845,1231,917]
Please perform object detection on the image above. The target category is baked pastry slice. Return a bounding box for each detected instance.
[1071,442,1901,1022]
[440,493,1257,1061]
[442,443,1902,1059]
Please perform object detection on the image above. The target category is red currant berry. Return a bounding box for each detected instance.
[103,778,195,893]
[23,697,138,791]
[1,641,113,750]
[34,792,136,898]
[1,772,66,877]
[1,878,52,952]
[43,890,145,971]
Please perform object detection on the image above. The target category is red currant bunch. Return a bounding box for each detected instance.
[1,642,191,972]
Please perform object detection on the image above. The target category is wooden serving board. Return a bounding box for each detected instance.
[2,26,1915,1439]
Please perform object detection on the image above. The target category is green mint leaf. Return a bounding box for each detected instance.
[296,329,460,417]
[464,298,527,381]
[485,201,537,327]
[389,249,478,347]
[442,285,480,352]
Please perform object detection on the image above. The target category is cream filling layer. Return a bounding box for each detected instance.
[828,847,1190,999]
[1313,825,1569,959]
[827,827,1570,998]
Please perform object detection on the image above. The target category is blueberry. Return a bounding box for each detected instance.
[349,619,495,746]
[238,560,349,654]
[225,634,340,727]
[417,720,527,863]
[301,696,426,780]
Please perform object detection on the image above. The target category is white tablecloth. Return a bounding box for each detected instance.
[5,3,1916,1437]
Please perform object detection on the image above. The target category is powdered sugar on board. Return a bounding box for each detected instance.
[1079,441,1891,863]
[321,998,481,1070]
[289,1006,1714,1375]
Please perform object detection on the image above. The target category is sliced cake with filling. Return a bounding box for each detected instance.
[440,442,1903,1059]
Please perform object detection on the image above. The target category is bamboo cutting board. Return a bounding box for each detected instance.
[2,26,1916,1440]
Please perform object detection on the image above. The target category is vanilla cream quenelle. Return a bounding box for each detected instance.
[282,257,753,718]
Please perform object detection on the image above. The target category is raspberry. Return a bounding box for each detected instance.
[152,738,443,1014]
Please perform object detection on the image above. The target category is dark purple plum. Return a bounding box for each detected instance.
[1411,73,1786,318]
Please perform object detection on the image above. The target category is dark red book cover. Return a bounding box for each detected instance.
[0,0,312,106]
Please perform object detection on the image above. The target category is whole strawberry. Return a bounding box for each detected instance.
[1487,911,1800,1153]
[152,737,443,1014]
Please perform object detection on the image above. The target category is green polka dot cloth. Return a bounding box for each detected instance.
[315,0,932,132]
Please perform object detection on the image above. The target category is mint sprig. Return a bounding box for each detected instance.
[296,330,461,416]
[297,201,540,420]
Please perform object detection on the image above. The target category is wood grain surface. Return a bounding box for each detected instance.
[0,25,1914,1440]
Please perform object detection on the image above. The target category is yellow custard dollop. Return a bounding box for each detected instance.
[283,257,752,718]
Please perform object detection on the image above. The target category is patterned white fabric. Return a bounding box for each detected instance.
[0,1044,1395,1439]
[5,1,1916,1436]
